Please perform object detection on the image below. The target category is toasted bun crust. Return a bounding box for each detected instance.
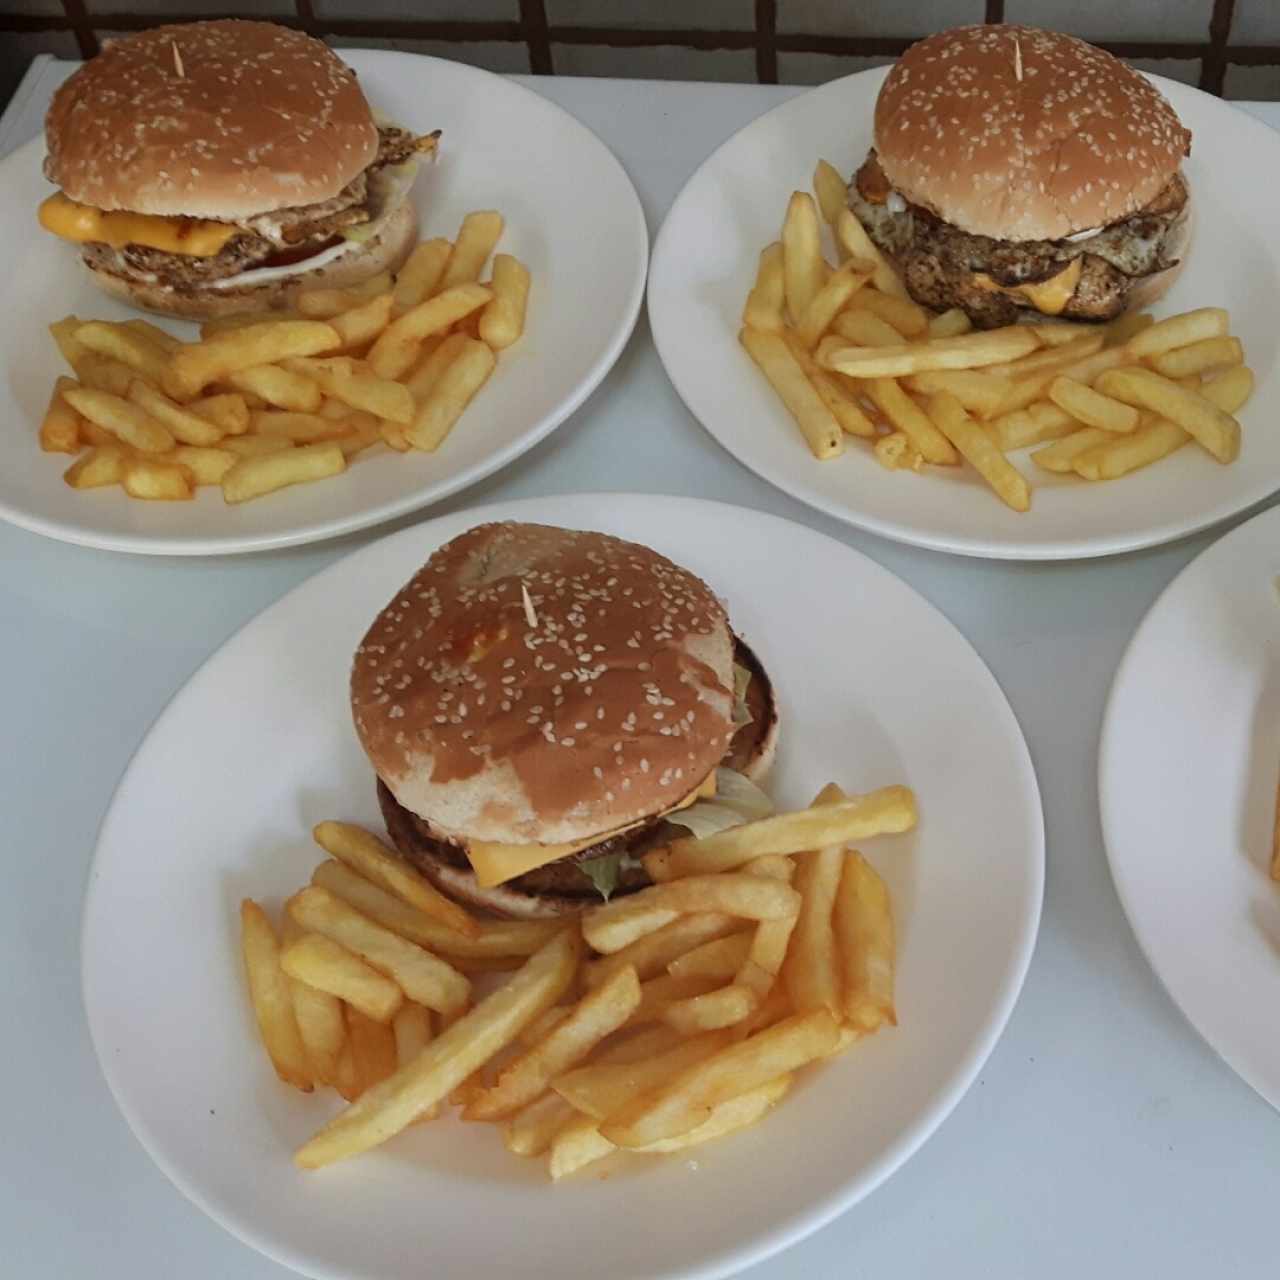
[352,523,738,847]
[84,199,416,320]
[45,20,378,219]
[874,25,1191,242]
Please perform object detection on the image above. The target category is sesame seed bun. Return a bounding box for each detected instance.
[44,20,378,220]
[874,25,1192,242]
[351,523,739,848]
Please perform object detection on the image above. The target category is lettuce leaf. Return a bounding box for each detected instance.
[579,852,623,901]
[732,663,753,728]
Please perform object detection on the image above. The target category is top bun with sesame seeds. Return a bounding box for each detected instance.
[873,25,1191,242]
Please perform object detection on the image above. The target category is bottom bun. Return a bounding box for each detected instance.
[85,200,419,321]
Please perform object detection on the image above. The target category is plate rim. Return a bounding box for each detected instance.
[648,66,1280,562]
[81,491,1045,1280]
[0,51,648,557]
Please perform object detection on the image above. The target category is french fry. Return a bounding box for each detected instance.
[463,966,641,1121]
[121,318,179,353]
[516,1004,572,1048]
[63,445,125,489]
[297,273,394,318]
[661,984,757,1033]
[795,261,869,349]
[739,328,843,460]
[904,369,1009,419]
[580,1024,685,1068]
[742,242,786,333]
[646,787,918,881]
[1200,364,1255,414]
[478,254,530,350]
[328,292,395,352]
[1105,311,1155,347]
[122,457,193,501]
[1150,336,1243,380]
[333,1042,362,1102]
[62,386,174,453]
[280,918,346,1085]
[1027,322,1091,348]
[1071,417,1188,480]
[78,418,117,448]
[548,1113,619,1180]
[830,309,903,349]
[127,380,225,446]
[927,308,972,339]
[221,441,345,502]
[221,433,294,459]
[201,311,301,338]
[288,885,471,1016]
[782,787,845,1018]
[585,913,739,988]
[927,391,1031,511]
[334,417,382,459]
[405,338,495,452]
[990,344,1131,417]
[367,283,492,380]
[49,315,87,367]
[165,321,340,399]
[737,854,796,1002]
[600,1011,840,1148]
[867,377,958,465]
[1048,376,1140,433]
[1030,427,1114,473]
[503,1092,578,1158]
[280,933,403,1023]
[987,401,1079,451]
[1094,366,1240,463]
[40,376,82,453]
[188,392,250,435]
[71,353,136,397]
[169,445,237,485]
[666,933,753,983]
[828,327,1038,378]
[991,332,1104,378]
[1125,307,1229,359]
[295,928,581,1168]
[250,410,351,443]
[346,1004,399,1094]
[873,432,924,472]
[630,974,721,1024]
[845,289,928,338]
[405,331,467,400]
[227,364,324,413]
[74,321,169,385]
[440,211,505,291]
[284,357,414,424]
[835,208,908,297]
[393,238,452,314]
[834,850,896,1031]
[241,900,313,1091]
[812,158,848,230]
[782,331,876,438]
[782,192,827,325]
[391,1002,434,1094]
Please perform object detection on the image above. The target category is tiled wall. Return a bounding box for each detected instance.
[3,1,1277,110]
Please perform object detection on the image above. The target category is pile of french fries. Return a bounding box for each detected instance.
[740,159,1256,513]
[38,210,530,504]
[241,781,918,1180]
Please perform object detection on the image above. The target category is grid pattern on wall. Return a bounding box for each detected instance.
[0,0,1275,98]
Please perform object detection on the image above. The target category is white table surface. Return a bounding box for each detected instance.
[3,55,1278,1280]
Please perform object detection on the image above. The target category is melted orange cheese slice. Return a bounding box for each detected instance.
[39,193,237,258]
[466,771,718,888]
[972,258,1083,316]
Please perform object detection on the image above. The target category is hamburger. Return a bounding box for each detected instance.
[39,20,437,320]
[351,522,779,920]
[848,25,1193,328]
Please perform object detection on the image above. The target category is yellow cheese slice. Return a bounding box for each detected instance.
[39,193,237,258]
[972,258,1083,316]
[466,770,718,888]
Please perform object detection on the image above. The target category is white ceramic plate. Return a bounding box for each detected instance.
[83,493,1043,1280]
[0,52,646,555]
[649,69,1280,560]
[1101,501,1280,1110]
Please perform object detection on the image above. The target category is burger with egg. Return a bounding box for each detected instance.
[847,24,1193,328]
[39,20,437,320]
[351,523,779,920]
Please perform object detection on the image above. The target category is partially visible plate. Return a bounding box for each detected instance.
[1101,501,1280,1110]
[649,68,1280,560]
[83,493,1043,1280]
[0,52,646,555]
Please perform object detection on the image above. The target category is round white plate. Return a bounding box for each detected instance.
[1101,501,1280,1110]
[83,493,1042,1280]
[649,69,1280,561]
[0,52,646,556]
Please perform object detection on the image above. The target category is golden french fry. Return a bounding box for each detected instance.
[742,242,786,333]
[332,1041,362,1102]
[873,432,924,472]
[1150,335,1243,380]
[927,390,1031,511]
[392,238,452,315]
[346,1004,399,1094]
[1094,366,1240,463]
[119,318,179,353]
[1048,376,1140,434]
[391,1004,438,1118]
[738,855,798,1000]
[221,441,345,502]
[71,352,136,397]
[867,377,958,465]
[1200,365,1255,414]
[666,932,753,983]
[1126,307,1229,359]
[585,913,739,988]
[781,331,876,438]
[993,344,1131,416]
[548,1113,618,1180]
[122,457,193,501]
[127,379,225,446]
[503,1092,578,1158]
[288,885,470,1016]
[280,932,403,1022]
[169,445,237,485]
[987,401,1079,451]
[405,338,495,451]
[241,900,313,1091]
[284,357,414,424]
[440,211,505,291]
[1030,427,1114,473]
[992,332,1104,378]
[739,328,843,460]
[927,308,972,339]
[62,386,174,453]
[835,208,907,297]
[830,308,903,349]
[516,1004,572,1048]
[829,327,1038,378]
[464,966,642,1121]
[812,158,848,229]
[661,984,757,1034]
[903,369,1009,419]
[221,433,294,459]
[327,291,395,352]
[227,364,324,413]
[404,332,465,400]
[478,254,530,350]
[335,417,382,459]
[795,261,869,349]
[74,321,169,385]
[188,392,250,435]
[783,842,844,1018]
[40,376,82,453]
[296,928,581,1168]
[846,289,928,338]
[1026,322,1091,348]
[49,315,87,367]
[1071,417,1188,480]
[165,321,340,399]
[1104,311,1155,346]
[579,905,680,955]
[600,1010,839,1148]
[250,410,351,442]
[834,850,896,1031]
[199,311,300,338]
[63,445,125,489]
[736,983,794,1038]
[297,273,394,318]
[782,191,827,325]
[580,1024,685,1068]
[367,283,492,380]
[280,916,347,1084]
[630,974,721,1024]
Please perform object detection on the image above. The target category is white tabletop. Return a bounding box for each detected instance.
[3,56,1278,1280]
